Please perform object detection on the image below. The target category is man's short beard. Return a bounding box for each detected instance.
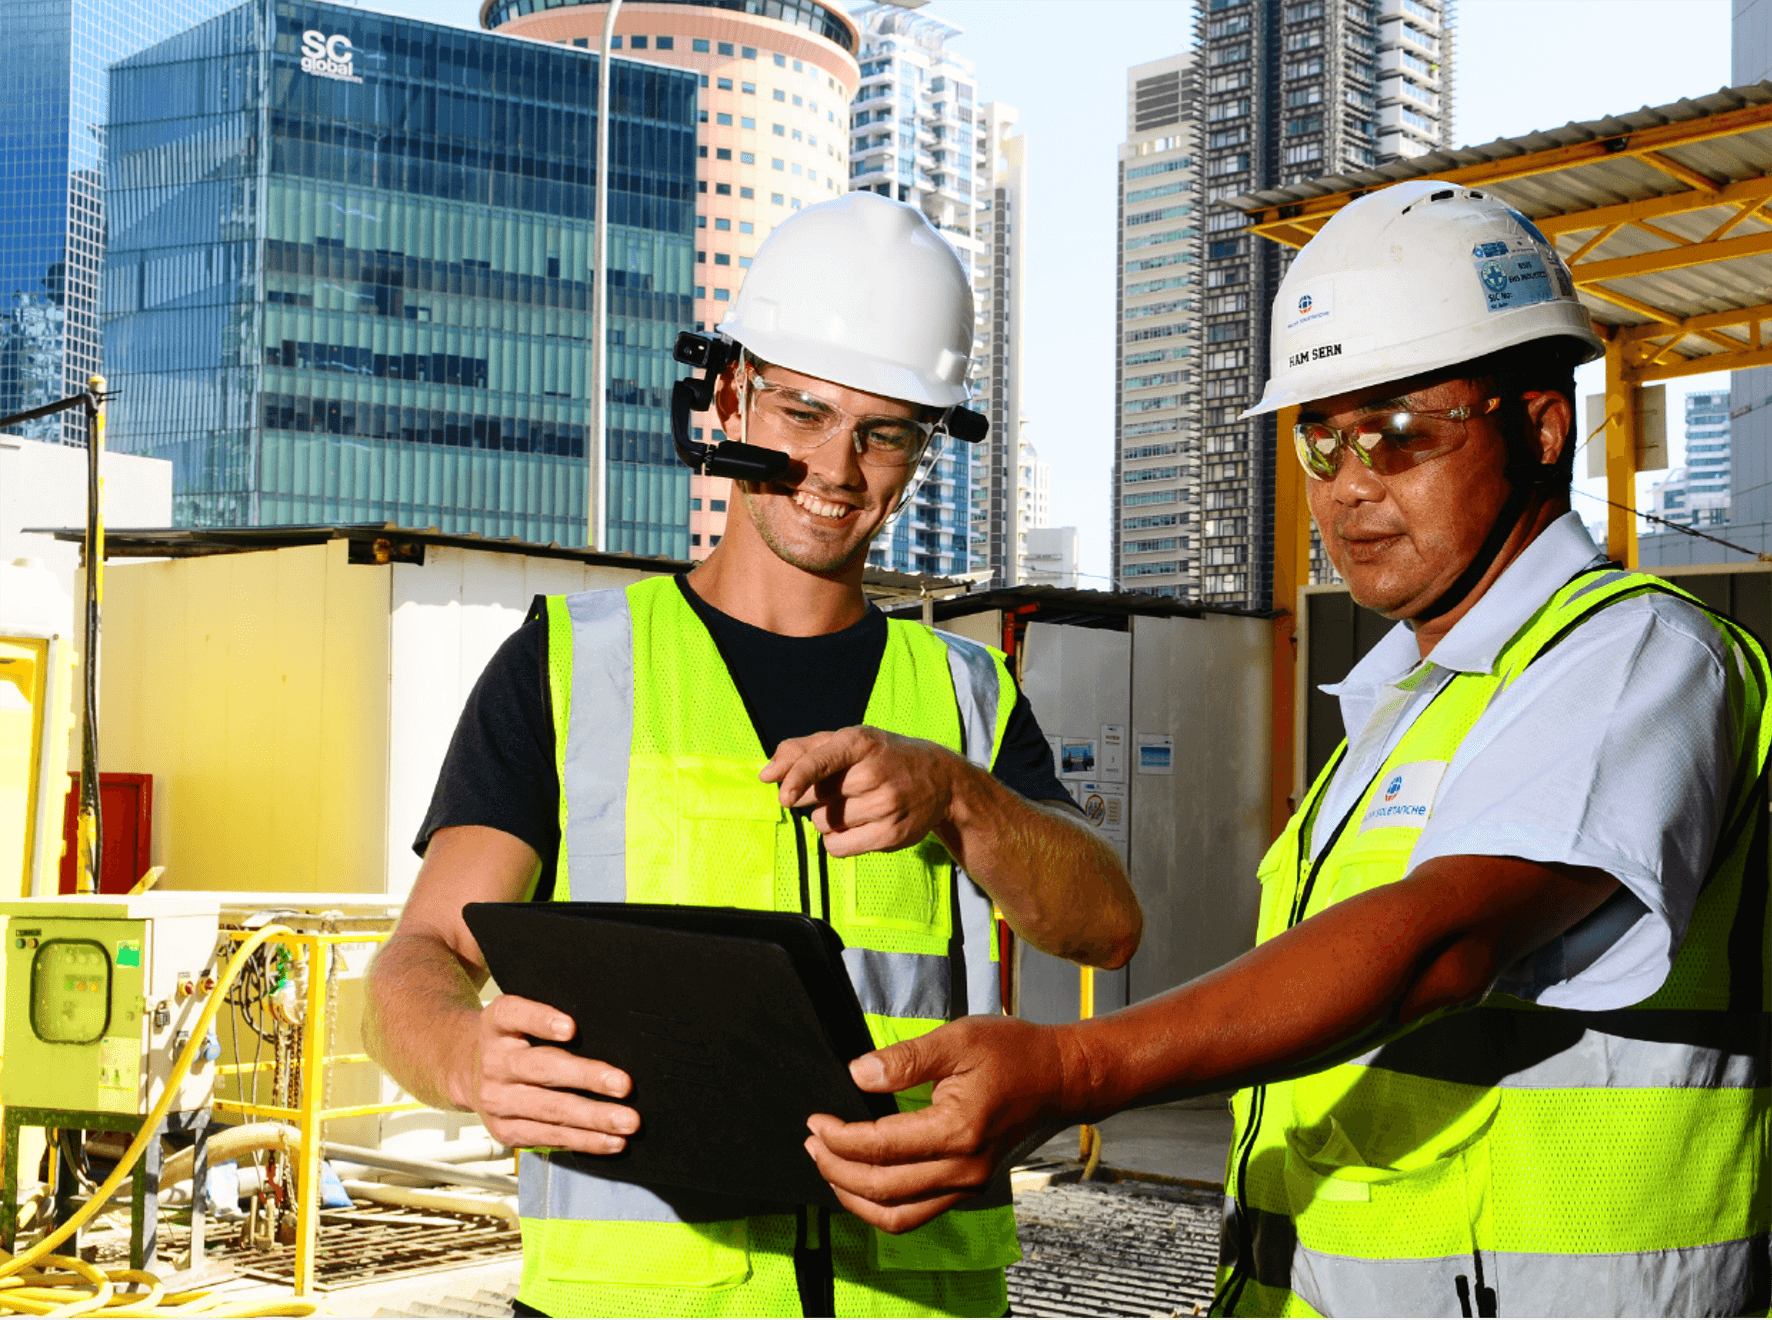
[740,483,888,574]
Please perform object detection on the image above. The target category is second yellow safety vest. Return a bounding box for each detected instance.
[518,576,1022,1318]
[1217,568,1772,1318]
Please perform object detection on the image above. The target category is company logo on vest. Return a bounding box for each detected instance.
[1359,760,1447,832]
[300,30,363,83]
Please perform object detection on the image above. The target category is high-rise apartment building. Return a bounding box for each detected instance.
[1112,55,1202,600]
[104,0,698,550]
[485,0,861,558]
[1651,391,1732,529]
[848,5,1016,581]
[1194,0,1455,605]
[2,0,237,447]
[970,101,1028,585]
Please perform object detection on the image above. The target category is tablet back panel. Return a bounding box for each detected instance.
[464,902,896,1210]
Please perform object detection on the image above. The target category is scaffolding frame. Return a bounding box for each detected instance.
[214,929,425,1296]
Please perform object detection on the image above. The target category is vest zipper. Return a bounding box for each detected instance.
[816,834,832,923]
[793,810,812,918]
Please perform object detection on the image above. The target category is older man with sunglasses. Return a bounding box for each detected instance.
[363,193,1142,1319]
[804,181,1772,1318]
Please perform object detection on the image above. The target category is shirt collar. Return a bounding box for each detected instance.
[1321,511,1607,695]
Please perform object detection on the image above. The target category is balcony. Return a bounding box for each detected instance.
[1375,0,1440,33]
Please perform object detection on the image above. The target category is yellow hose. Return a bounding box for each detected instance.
[0,926,317,1317]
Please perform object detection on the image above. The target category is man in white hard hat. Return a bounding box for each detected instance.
[363,192,1143,1319]
[802,181,1772,1317]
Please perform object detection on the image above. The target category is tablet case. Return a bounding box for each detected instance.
[463,901,901,1211]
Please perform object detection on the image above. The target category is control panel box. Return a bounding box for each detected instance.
[0,895,222,1115]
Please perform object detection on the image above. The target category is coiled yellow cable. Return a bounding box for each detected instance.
[0,925,319,1317]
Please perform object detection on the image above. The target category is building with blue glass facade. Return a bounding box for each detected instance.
[102,0,698,552]
[2,0,238,445]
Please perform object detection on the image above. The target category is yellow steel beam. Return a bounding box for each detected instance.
[1628,216,1693,248]
[1619,298,1772,341]
[1270,405,1307,843]
[1701,197,1769,242]
[1571,225,1772,283]
[1638,149,1721,194]
[1241,99,1772,242]
[1566,222,1622,265]
[1603,338,1638,568]
[1631,340,1772,382]
[1537,174,1772,239]
[1582,283,1679,325]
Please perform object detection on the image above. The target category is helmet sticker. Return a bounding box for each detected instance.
[1474,251,1556,313]
[1284,280,1334,335]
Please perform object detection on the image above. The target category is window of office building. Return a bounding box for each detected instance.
[103,0,698,556]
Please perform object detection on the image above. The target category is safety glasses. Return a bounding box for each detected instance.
[1293,396,1503,480]
[741,362,936,470]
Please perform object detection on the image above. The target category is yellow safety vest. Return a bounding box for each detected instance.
[518,575,1021,1318]
[1217,568,1772,1317]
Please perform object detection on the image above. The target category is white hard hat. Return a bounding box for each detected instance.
[718,192,975,408]
[1243,180,1604,417]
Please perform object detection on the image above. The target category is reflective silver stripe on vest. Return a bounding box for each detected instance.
[1355,1006,1769,1090]
[1235,1204,1771,1316]
[1563,568,1632,605]
[937,629,1006,1018]
[562,587,632,903]
[843,947,950,1021]
[520,1149,754,1224]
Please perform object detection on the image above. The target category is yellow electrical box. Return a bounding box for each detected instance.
[0,894,221,1115]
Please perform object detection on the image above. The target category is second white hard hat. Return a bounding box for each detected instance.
[1243,180,1604,417]
[717,192,976,408]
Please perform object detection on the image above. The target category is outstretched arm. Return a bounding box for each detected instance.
[762,725,1141,969]
[363,824,642,1154]
[804,852,1618,1232]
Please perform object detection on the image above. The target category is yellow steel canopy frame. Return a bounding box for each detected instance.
[1240,90,1772,572]
[1241,87,1772,840]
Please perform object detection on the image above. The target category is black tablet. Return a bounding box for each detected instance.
[463,901,899,1210]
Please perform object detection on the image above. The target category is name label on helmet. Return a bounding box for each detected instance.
[1474,252,1555,313]
[1288,343,1342,369]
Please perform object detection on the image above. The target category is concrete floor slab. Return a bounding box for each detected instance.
[1028,1099,1234,1189]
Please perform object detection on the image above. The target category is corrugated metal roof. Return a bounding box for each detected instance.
[1225,81,1772,371]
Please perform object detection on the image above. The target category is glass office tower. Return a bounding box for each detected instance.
[103,0,698,552]
[2,0,238,446]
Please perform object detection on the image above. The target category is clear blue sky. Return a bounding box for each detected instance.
[351,0,1735,580]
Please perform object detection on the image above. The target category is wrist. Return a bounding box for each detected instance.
[1049,1019,1106,1125]
[439,1003,486,1113]
[938,749,994,839]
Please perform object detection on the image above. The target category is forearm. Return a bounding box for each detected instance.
[362,931,487,1113]
[1052,855,1615,1121]
[937,766,1141,970]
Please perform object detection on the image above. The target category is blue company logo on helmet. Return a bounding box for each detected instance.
[1298,294,1313,313]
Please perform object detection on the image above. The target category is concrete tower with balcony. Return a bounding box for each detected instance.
[849,4,1021,582]
[481,0,861,557]
[1189,0,1455,606]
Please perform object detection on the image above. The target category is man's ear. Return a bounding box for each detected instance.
[1523,390,1573,468]
[711,361,744,443]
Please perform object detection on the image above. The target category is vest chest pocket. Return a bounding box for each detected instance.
[835,838,951,943]
[629,756,784,909]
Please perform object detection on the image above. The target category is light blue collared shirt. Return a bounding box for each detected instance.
[1313,511,1746,1011]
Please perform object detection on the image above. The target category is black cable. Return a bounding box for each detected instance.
[1569,487,1769,561]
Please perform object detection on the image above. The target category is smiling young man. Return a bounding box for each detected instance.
[362,193,1141,1319]
[803,182,1772,1317]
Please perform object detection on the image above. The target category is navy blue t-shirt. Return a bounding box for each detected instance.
[415,577,1073,899]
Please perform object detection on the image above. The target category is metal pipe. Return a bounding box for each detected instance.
[340,1180,517,1228]
[322,1142,517,1194]
[77,376,106,895]
[591,0,623,551]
